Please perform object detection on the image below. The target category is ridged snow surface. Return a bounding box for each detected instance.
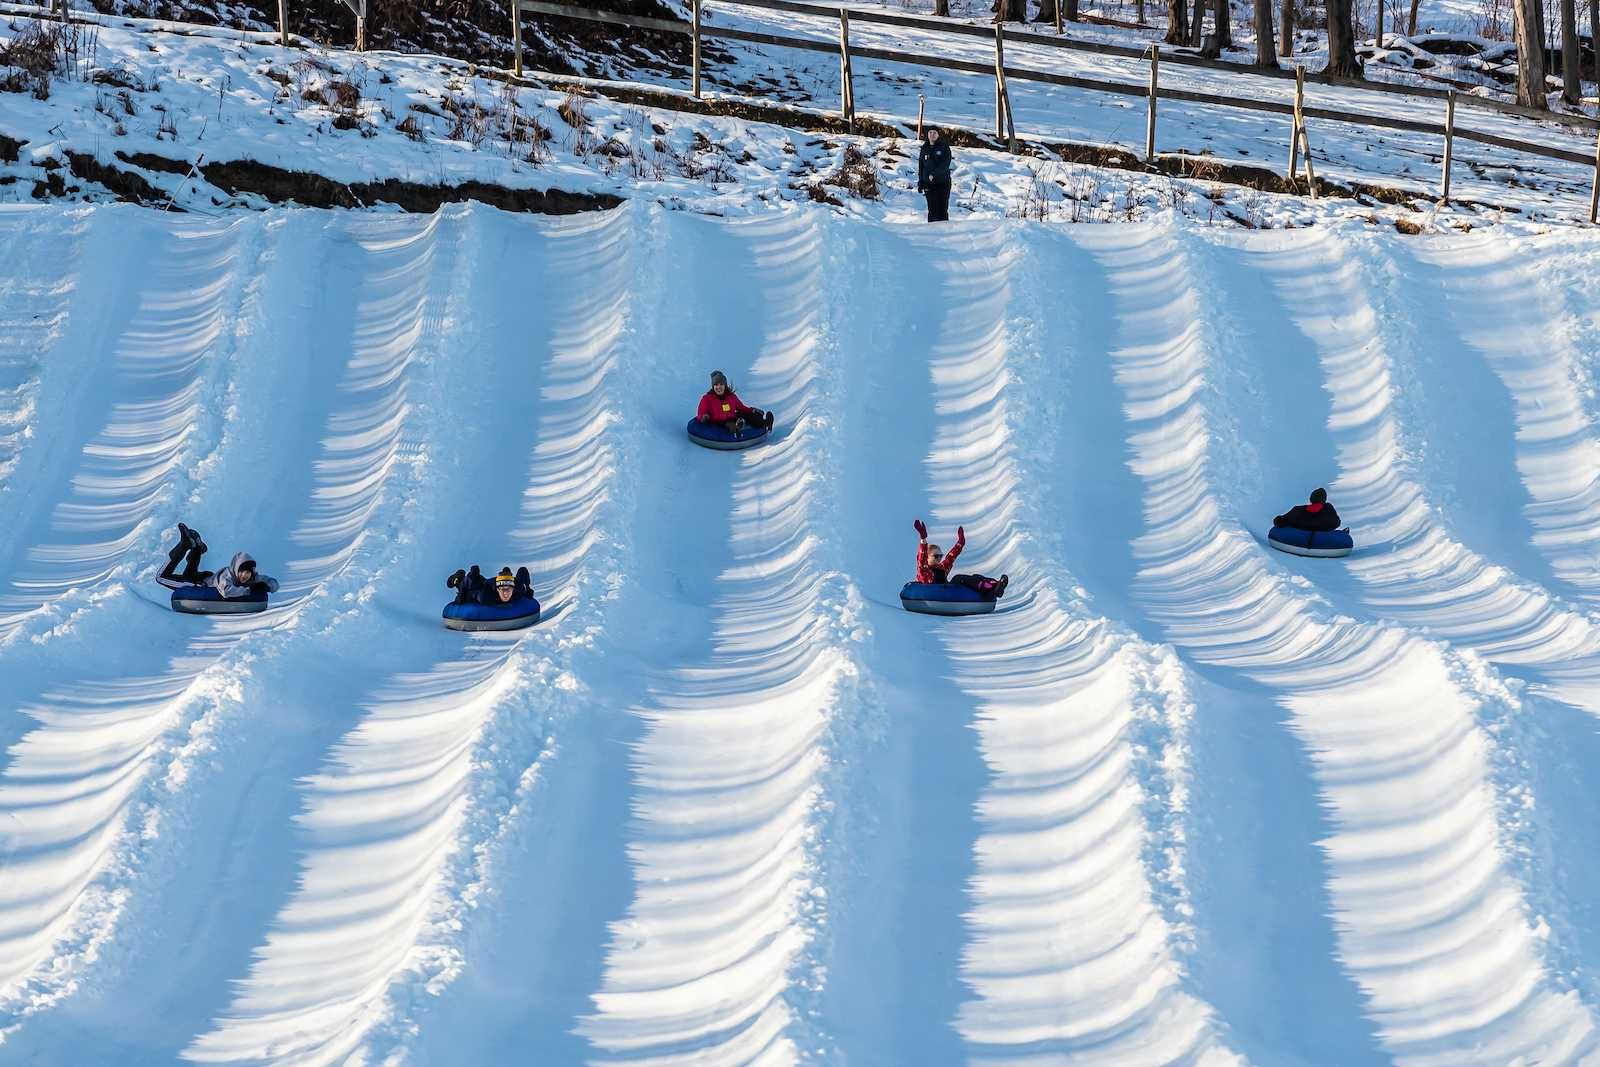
[2,202,1600,1067]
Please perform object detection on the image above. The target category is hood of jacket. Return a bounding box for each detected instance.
[211,551,278,597]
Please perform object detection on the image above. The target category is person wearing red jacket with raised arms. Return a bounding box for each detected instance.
[697,371,775,439]
[912,520,1010,600]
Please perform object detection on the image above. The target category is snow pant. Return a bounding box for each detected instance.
[709,409,769,436]
[950,572,1004,600]
[156,539,213,590]
[923,180,951,222]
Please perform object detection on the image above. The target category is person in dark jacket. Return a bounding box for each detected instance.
[917,127,953,223]
[1274,487,1342,532]
[156,523,278,597]
[448,565,536,607]
[697,371,773,438]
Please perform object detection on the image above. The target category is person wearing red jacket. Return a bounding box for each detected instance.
[913,519,1008,599]
[697,371,775,438]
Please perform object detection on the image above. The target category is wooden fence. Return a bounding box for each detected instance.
[511,0,1600,219]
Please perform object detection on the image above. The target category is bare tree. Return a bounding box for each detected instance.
[1407,0,1421,32]
[1561,0,1581,102]
[1280,0,1294,54]
[1513,0,1547,106]
[1257,0,1278,62]
[1593,0,1599,76]
[1324,0,1363,75]
[994,0,1026,21]
[1165,0,1187,39]
[1214,0,1233,45]
[935,0,949,15]
[1191,0,1207,43]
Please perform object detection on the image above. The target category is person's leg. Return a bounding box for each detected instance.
[178,546,207,583]
[156,538,189,589]
[932,181,952,222]
[924,186,937,222]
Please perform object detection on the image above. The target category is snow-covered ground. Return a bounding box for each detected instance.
[5,199,1600,1065]
[2,0,1599,231]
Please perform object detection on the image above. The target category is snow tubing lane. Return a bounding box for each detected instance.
[442,598,542,632]
[170,586,270,614]
[899,582,997,616]
[1268,526,1355,558]
[687,418,769,450]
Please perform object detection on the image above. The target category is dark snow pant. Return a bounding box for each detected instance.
[710,409,768,437]
[156,539,213,590]
[924,180,951,222]
[951,573,1003,600]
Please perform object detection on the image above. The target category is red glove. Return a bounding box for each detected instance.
[914,519,927,539]
[956,525,966,546]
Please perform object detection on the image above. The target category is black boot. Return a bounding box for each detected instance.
[995,574,1008,599]
[764,411,775,431]
[733,418,745,438]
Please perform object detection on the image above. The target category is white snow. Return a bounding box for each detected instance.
[5,198,1600,1067]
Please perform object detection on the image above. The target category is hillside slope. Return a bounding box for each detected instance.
[3,203,1600,1065]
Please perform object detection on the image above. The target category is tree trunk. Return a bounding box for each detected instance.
[1036,0,1059,22]
[934,0,949,15]
[1191,0,1207,44]
[1407,0,1421,33]
[1561,0,1580,102]
[993,0,1026,21]
[1279,0,1293,54]
[1592,0,1599,79]
[1324,0,1363,76]
[1215,0,1233,45]
[1513,0,1548,106]
[1256,0,1278,63]
[1168,0,1189,42]
[1063,0,1079,19]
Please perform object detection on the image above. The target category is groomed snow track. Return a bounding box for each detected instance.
[3,202,1600,1066]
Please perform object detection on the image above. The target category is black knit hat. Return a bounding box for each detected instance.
[494,567,516,587]
[710,370,728,388]
[1309,487,1327,504]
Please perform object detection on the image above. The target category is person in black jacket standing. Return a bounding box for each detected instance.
[917,127,952,222]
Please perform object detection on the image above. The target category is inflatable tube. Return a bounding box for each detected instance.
[170,586,269,614]
[443,597,542,632]
[687,418,769,451]
[1268,526,1354,558]
[899,582,996,616]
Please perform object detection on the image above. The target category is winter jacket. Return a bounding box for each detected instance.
[698,389,758,424]
[211,551,278,598]
[1273,502,1341,532]
[916,535,963,584]
[918,140,952,186]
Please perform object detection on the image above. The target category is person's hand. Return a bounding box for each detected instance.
[914,519,927,539]
[956,525,966,545]
[249,581,271,594]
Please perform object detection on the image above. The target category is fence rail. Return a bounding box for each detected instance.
[513,0,1600,210]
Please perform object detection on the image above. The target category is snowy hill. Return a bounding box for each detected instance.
[4,200,1600,1065]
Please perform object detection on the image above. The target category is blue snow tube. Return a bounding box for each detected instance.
[442,597,542,632]
[899,582,996,616]
[170,586,270,614]
[1268,526,1354,558]
[687,418,769,451]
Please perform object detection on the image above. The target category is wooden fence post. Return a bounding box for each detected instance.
[917,94,925,141]
[279,0,288,46]
[1146,44,1158,166]
[1294,65,1318,198]
[692,0,702,98]
[1055,0,1062,34]
[1440,89,1455,203]
[1590,130,1599,223]
[994,22,1016,152]
[840,9,855,133]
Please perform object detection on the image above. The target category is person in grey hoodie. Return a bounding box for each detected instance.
[156,523,279,598]
[917,126,953,223]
